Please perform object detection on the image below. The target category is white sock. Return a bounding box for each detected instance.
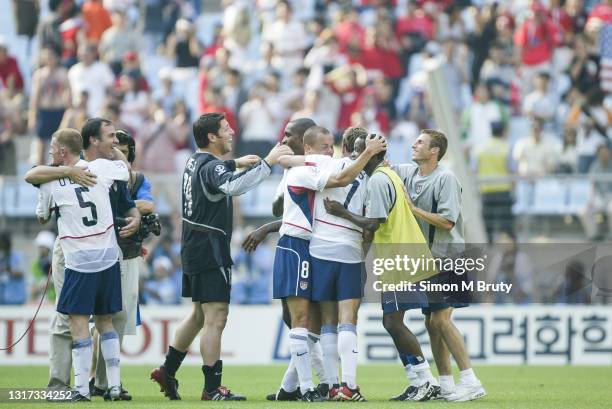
[439,375,455,392]
[72,337,93,397]
[338,323,358,389]
[289,327,314,391]
[405,364,420,386]
[308,332,328,385]
[280,357,299,392]
[100,331,121,389]
[460,368,478,385]
[320,325,339,385]
[413,361,438,385]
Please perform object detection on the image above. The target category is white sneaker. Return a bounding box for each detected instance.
[433,387,456,400]
[445,381,486,402]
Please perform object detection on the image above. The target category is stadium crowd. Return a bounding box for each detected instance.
[0,0,611,306]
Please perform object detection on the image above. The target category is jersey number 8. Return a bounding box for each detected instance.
[300,260,309,279]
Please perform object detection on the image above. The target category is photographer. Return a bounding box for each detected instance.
[90,130,161,396]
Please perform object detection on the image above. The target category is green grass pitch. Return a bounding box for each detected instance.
[1,365,611,408]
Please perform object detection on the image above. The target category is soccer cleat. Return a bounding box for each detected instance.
[150,366,181,400]
[315,383,330,399]
[445,382,486,402]
[119,385,132,401]
[89,378,105,397]
[301,389,325,402]
[71,391,91,402]
[411,381,440,401]
[201,386,246,401]
[337,383,367,402]
[103,385,121,401]
[328,384,341,401]
[265,387,300,401]
[433,387,456,401]
[389,385,418,401]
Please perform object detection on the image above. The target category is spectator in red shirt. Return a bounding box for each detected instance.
[395,1,435,40]
[334,7,365,54]
[0,40,24,93]
[81,0,112,44]
[513,2,560,95]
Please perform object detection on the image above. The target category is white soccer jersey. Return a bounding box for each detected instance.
[36,159,129,273]
[310,157,368,263]
[278,155,336,240]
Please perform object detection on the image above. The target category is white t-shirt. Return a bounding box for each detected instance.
[310,156,368,263]
[36,159,129,273]
[278,155,335,240]
[67,61,115,116]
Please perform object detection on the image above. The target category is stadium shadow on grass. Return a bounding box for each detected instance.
[0,365,611,408]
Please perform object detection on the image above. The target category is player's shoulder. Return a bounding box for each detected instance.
[435,165,461,187]
[370,170,393,186]
[391,162,418,178]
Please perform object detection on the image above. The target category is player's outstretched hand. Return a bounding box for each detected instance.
[119,216,140,238]
[68,166,97,187]
[324,197,346,217]
[265,143,294,166]
[235,155,261,168]
[365,134,388,154]
[241,227,267,253]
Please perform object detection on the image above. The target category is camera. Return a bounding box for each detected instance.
[116,213,162,242]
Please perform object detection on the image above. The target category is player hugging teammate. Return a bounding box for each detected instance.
[247,124,486,403]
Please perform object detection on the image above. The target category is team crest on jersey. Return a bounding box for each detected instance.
[415,182,423,194]
[215,164,226,175]
[299,281,308,290]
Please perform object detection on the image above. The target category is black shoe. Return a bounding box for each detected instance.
[119,385,132,401]
[301,389,325,402]
[390,385,418,401]
[315,383,330,399]
[266,387,300,401]
[71,391,91,402]
[89,378,105,397]
[411,382,441,401]
[150,366,180,400]
[201,386,246,401]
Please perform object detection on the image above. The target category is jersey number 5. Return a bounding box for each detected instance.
[75,187,98,226]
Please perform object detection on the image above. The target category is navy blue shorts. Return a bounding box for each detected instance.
[273,235,312,299]
[311,257,364,302]
[57,262,122,316]
[36,108,65,140]
[381,287,429,314]
[421,270,470,315]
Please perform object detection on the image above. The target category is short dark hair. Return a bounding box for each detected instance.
[342,127,368,153]
[289,118,316,138]
[81,117,111,150]
[303,126,331,147]
[193,113,226,148]
[116,129,135,162]
[422,129,448,161]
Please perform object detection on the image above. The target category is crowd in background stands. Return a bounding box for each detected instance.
[1,0,611,305]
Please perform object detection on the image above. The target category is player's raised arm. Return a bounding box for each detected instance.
[325,135,387,188]
[207,144,293,196]
[25,164,97,187]
[278,154,306,168]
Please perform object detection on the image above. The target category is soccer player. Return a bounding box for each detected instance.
[243,118,331,400]
[391,129,486,401]
[150,113,291,401]
[90,129,156,398]
[36,128,129,401]
[271,126,386,402]
[324,135,441,402]
[279,127,377,401]
[25,118,140,400]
